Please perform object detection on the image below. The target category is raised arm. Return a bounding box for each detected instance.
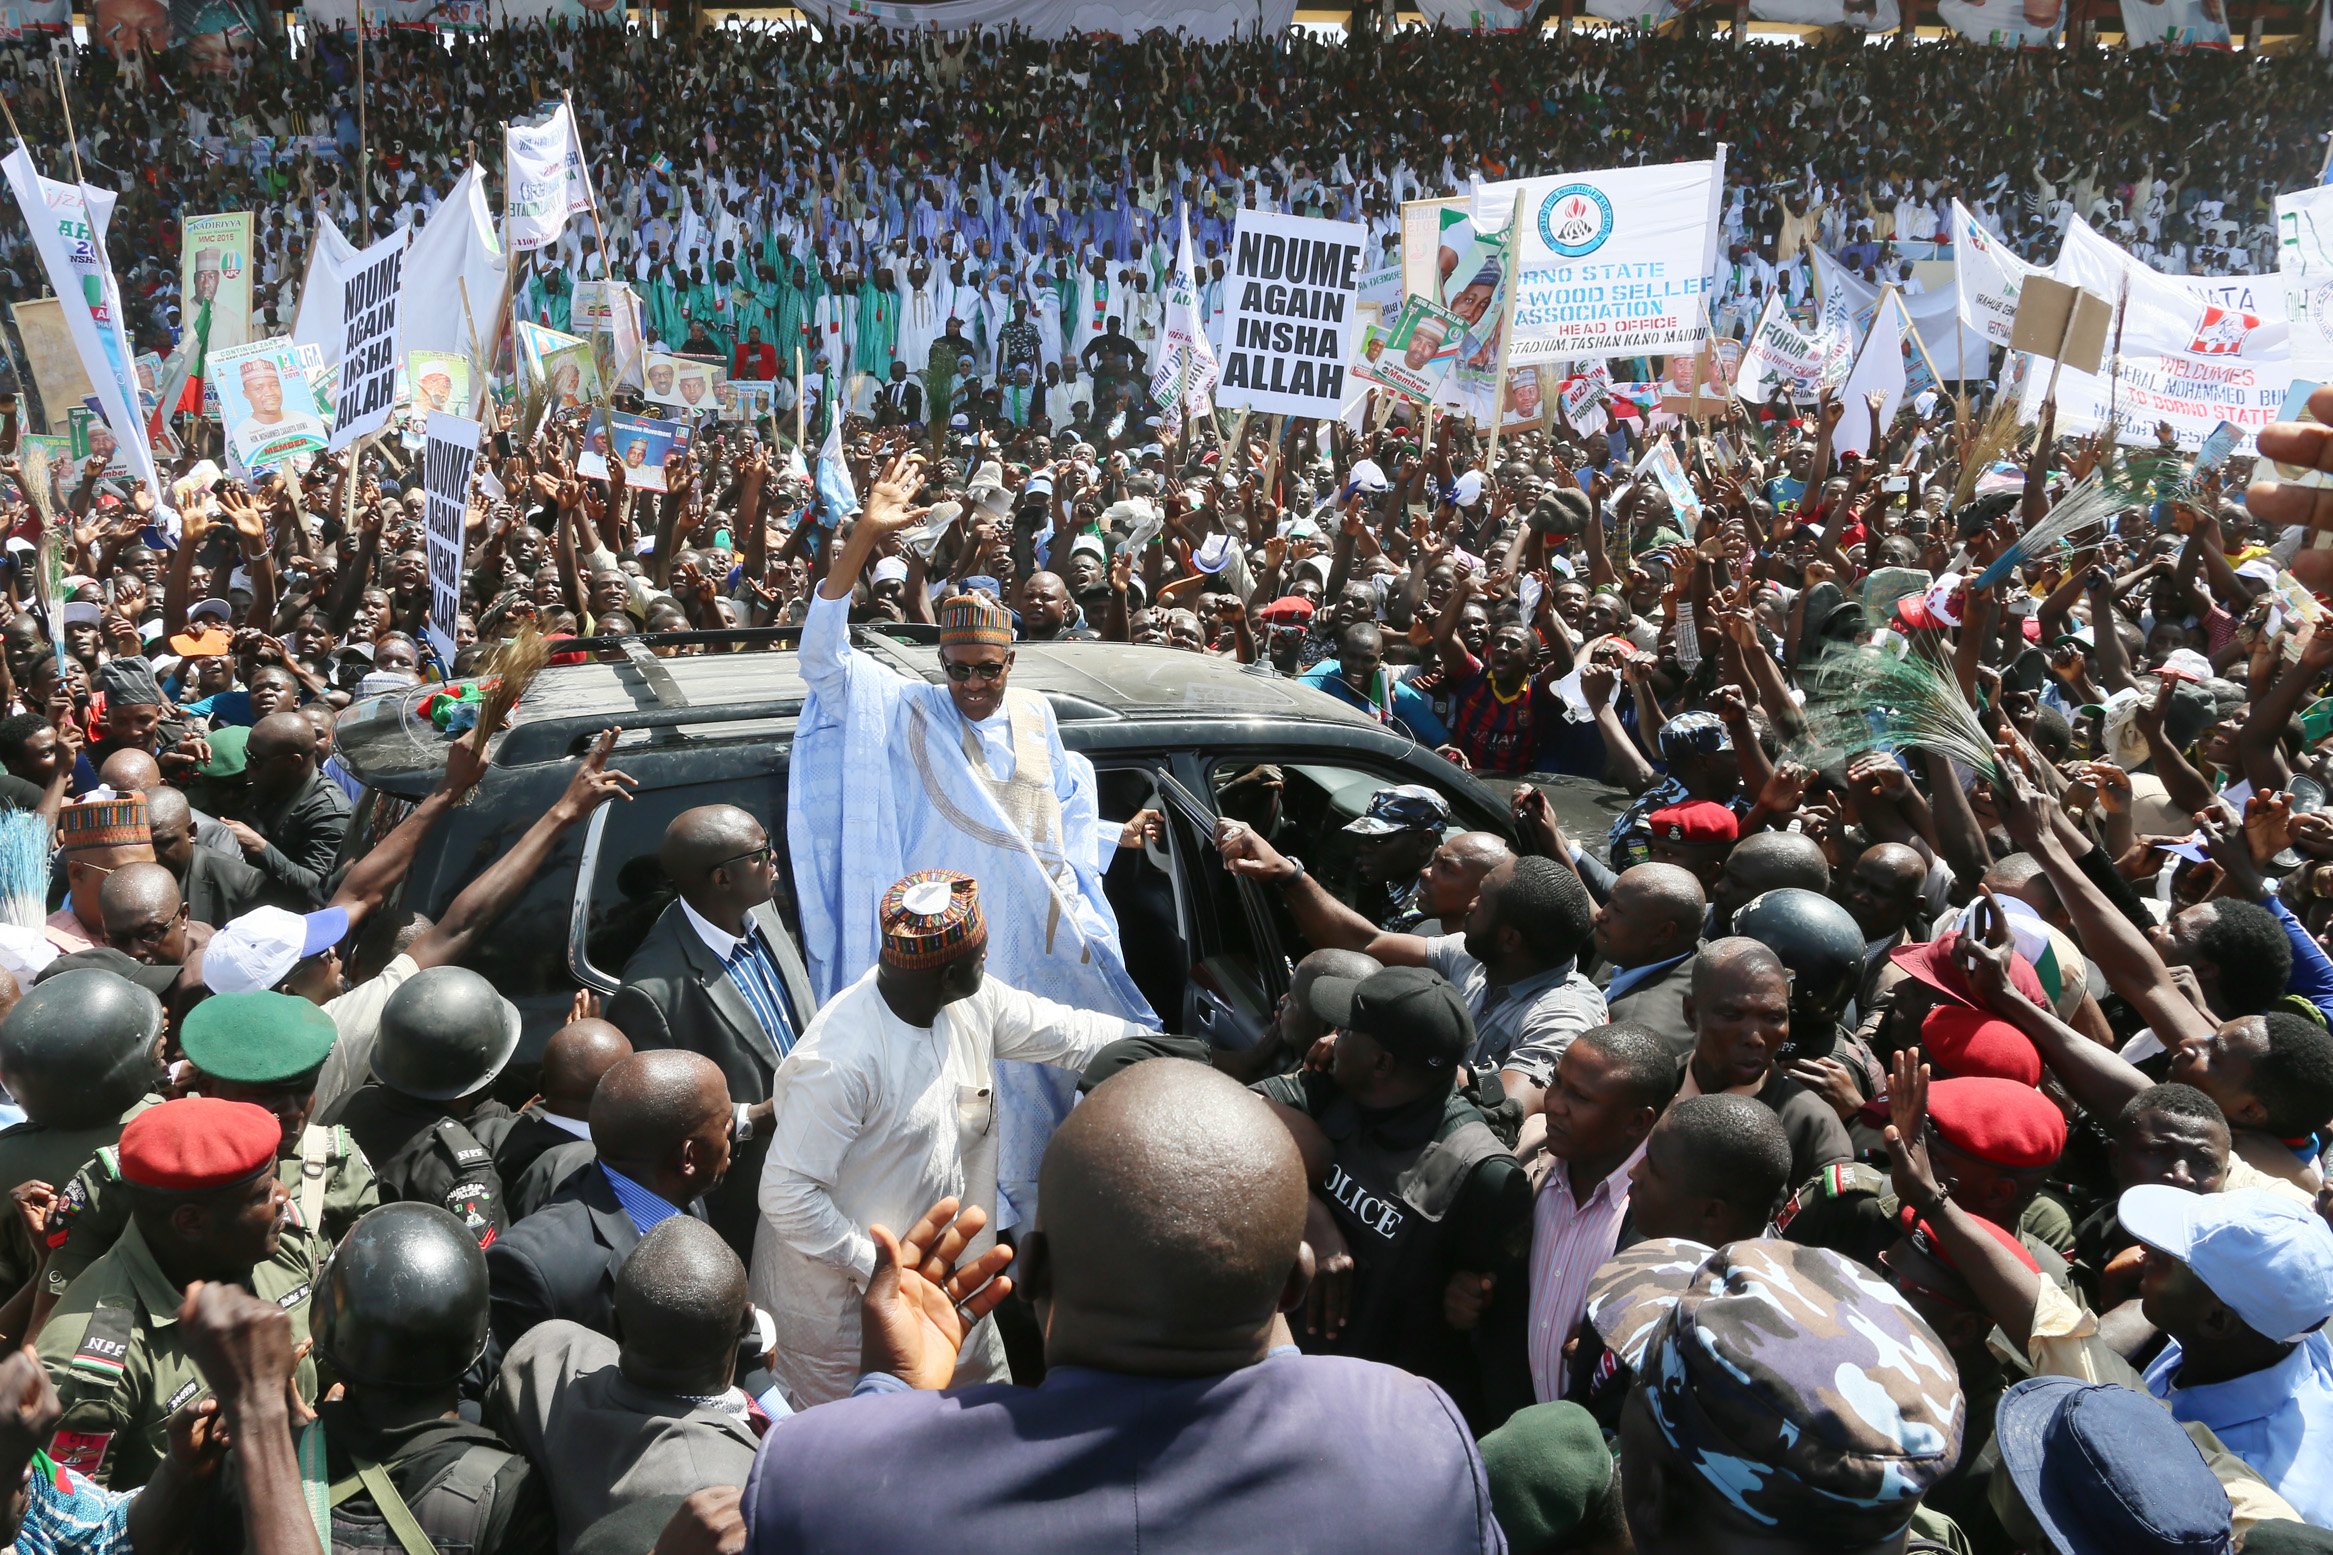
[1214,817,1427,967]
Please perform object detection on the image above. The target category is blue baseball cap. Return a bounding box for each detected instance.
[1344,784,1451,838]
[1995,1378,2231,1555]
[2120,1185,2333,1342]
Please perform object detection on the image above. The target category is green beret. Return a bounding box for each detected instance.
[1478,1402,1614,1555]
[200,725,250,779]
[181,990,338,1086]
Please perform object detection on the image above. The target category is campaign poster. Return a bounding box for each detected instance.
[1213,210,1367,418]
[180,212,254,352]
[209,338,329,472]
[515,320,604,413]
[67,406,130,477]
[405,351,472,419]
[642,350,728,413]
[1400,197,1470,305]
[577,409,691,493]
[1475,155,1727,363]
[1499,366,1549,435]
[1353,296,1465,404]
[720,379,774,424]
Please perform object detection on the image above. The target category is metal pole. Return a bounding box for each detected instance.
[355,0,371,243]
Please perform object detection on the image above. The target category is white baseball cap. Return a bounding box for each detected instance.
[202,905,350,995]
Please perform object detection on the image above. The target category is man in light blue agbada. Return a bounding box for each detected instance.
[786,452,1158,1230]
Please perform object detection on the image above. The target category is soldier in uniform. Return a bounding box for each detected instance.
[1775,1073,2075,1281]
[320,966,519,1247]
[0,971,165,1309]
[304,1202,555,1555]
[37,991,378,1325]
[36,1096,319,1489]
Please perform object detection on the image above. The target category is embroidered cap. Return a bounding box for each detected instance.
[879,871,986,971]
[59,792,150,855]
[937,591,1013,649]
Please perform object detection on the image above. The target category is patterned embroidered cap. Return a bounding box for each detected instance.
[59,792,150,854]
[879,870,986,970]
[1628,1239,1965,1543]
[937,591,1014,649]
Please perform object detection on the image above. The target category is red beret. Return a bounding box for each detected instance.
[1920,1005,2043,1087]
[1896,1201,2042,1276]
[1648,800,1739,847]
[1926,1076,2066,1171]
[1889,930,2048,1011]
[119,1098,281,1192]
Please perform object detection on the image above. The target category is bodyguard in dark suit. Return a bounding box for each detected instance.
[495,1015,632,1220]
[1592,863,1706,1060]
[483,1050,732,1373]
[147,786,273,926]
[605,806,811,1258]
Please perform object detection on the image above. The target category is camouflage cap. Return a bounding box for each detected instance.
[1599,1238,1965,1543]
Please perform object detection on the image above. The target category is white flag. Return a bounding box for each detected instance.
[1148,210,1218,437]
[1838,291,1911,457]
[504,104,593,253]
[1951,200,2035,348]
[1736,295,1825,405]
[2279,183,2333,381]
[2,145,160,508]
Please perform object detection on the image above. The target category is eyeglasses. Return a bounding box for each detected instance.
[943,660,1008,683]
[714,843,773,873]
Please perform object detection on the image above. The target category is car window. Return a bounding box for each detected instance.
[575,779,797,989]
[1093,764,1189,1024]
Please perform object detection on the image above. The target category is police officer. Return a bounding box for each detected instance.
[39,991,379,1316]
[0,970,164,1302]
[1734,888,1894,1149]
[320,967,519,1246]
[1776,1074,2075,1277]
[37,1096,319,1489]
[1252,965,1530,1433]
[306,1203,555,1555]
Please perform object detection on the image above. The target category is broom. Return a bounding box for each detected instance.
[1951,393,2026,510]
[460,620,552,765]
[1797,645,2005,787]
[0,809,51,932]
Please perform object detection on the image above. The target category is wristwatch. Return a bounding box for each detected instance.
[1278,855,1306,885]
[732,1102,757,1144]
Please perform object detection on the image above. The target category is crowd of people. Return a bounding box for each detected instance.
[3,22,2332,441]
[3,10,2333,1555]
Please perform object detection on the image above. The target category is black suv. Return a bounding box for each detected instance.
[333,625,1623,1062]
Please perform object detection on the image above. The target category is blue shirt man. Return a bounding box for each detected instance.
[1300,659,1449,746]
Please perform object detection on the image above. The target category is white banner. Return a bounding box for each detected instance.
[1410,0,1539,28]
[403,164,508,372]
[1935,0,2062,43]
[1213,210,1366,419]
[1736,296,1827,404]
[328,228,409,452]
[1838,291,1910,456]
[1951,200,2037,347]
[1474,154,1726,362]
[505,104,592,254]
[1149,210,1219,437]
[1811,246,1993,385]
[422,413,482,662]
[290,216,361,367]
[1749,0,1900,25]
[1,147,159,509]
[2119,0,2229,46]
[0,0,70,36]
[2280,184,2333,382]
[796,0,1295,38]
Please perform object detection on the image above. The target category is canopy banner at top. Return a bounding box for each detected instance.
[799,0,1295,39]
[300,0,615,29]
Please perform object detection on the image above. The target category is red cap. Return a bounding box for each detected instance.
[1897,1201,2042,1274]
[1896,594,1948,632]
[1254,596,1318,626]
[1919,1005,2043,1087]
[118,1098,281,1193]
[1926,1076,2066,1170]
[1647,799,1740,847]
[1889,930,2048,1011]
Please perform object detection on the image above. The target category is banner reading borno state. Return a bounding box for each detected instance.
[1212,210,1366,419]
[1474,153,1725,363]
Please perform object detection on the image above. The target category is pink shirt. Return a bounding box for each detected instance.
[1527,1140,1647,1403]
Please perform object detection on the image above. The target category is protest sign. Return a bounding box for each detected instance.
[1659,338,1741,416]
[505,104,593,253]
[1354,295,1465,403]
[1558,371,1609,435]
[2,146,161,507]
[9,298,91,427]
[328,229,408,452]
[210,339,329,472]
[402,166,506,368]
[1474,156,1726,362]
[1213,210,1365,418]
[2278,184,2333,382]
[1150,211,1220,438]
[578,409,691,493]
[1400,198,1469,304]
[517,321,604,412]
[1736,296,1827,404]
[642,350,728,413]
[2119,0,2229,45]
[180,213,254,354]
[1951,201,2036,348]
[421,412,482,661]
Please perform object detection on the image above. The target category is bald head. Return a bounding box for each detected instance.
[1597,862,1708,968]
[660,805,764,888]
[1712,829,1830,933]
[247,711,317,765]
[1033,1059,1307,1371]
[98,749,163,792]
[539,1018,633,1120]
[142,785,190,833]
[1445,831,1512,870]
[615,1217,747,1393]
[589,1049,728,1172]
[1691,936,1786,1001]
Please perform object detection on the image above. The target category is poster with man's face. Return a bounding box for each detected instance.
[642,351,727,413]
[180,214,254,351]
[576,410,691,493]
[209,338,328,472]
[1355,295,1465,405]
[67,407,129,477]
